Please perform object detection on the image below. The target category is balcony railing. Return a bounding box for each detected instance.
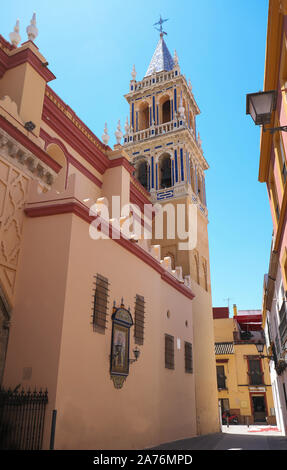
[130,70,179,93]
[248,371,265,386]
[233,330,265,345]
[124,119,202,154]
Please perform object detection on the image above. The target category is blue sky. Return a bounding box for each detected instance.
[1,1,271,311]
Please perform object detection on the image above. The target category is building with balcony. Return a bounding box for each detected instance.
[213,306,276,425]
[262,243,287,434]
[252,0,287,435]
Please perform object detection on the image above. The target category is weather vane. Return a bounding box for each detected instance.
[154,15,169,37]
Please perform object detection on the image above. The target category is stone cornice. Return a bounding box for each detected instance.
[0,115,61,172]
[0,36,55,82]
[43,86,111,175]
[0,126,58,187]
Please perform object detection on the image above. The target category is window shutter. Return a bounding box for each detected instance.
[92,274,109,331]
[165,334,174,369]
[134,295,145,345]
[184,341,193,373]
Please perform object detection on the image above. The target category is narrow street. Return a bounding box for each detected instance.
[153,426,287,450]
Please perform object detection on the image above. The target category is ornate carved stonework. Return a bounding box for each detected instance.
[0,128,56,305]
[0,155,30,304]
[0,128,56,188]
[111,375,126,389]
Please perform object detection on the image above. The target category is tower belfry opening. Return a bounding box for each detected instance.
[162,98,171,124]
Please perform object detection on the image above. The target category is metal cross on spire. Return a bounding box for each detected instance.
[153,15,169,37]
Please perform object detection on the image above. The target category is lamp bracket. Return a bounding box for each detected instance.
[263,124,287,134]
[259,354,274,361]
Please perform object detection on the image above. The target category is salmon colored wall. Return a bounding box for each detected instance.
[40,122,104,186]
[2,212,74,447]
[0,62,46,135]
[101,165,130,212]
[3,208,197,450]
[0,64,27,112]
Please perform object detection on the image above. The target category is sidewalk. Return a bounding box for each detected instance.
[152,425,287,450]
[222,424,283,436]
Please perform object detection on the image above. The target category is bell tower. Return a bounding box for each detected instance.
[123,24,209,289]
[122,19,220,435]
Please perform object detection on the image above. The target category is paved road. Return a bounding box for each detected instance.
[153,426,287,450]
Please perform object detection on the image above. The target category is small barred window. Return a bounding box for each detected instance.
[92,274,109,332]
[165,334,174,370]
[134,295,145,345]
[184,342,193,373]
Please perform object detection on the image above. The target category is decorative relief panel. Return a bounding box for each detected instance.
[0,155,29,303]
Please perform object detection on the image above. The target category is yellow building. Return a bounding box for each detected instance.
[213,306,276,425]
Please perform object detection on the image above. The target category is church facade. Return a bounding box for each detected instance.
[0,16,219,449]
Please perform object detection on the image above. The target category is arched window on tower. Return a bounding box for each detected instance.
[138,102,149,131]
[197,172,203,203]
[194,251,200,285]
[162,99,171,123]
[137,160,148,190]
[190,160,196,193]
[159,154,172,189]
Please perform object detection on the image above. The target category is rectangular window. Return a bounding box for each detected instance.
[216,365,226,389]
[282,162,287,185]
[134,294,145,345]
[92,274,109,332]
[267,316,272,346]
[279,296,287,346]
[165,334,174,370]
[184,342,193,373]
[276,203,280,222]
[279,137,287,185]
[248,358,264,385]
[219,398,230,413]
[283,383,287,411]
[269,173,280,223]
[275,334,281,357]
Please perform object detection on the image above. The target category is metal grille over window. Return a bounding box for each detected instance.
[92,274,109,331]
[184,342,193,373]
[248,358,264,386]
[165,334,174,369]
[134,295,145,345]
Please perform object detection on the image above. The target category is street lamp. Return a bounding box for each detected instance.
[129,346,141,364]
[246,90,287,133]
[255,342,274,360]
